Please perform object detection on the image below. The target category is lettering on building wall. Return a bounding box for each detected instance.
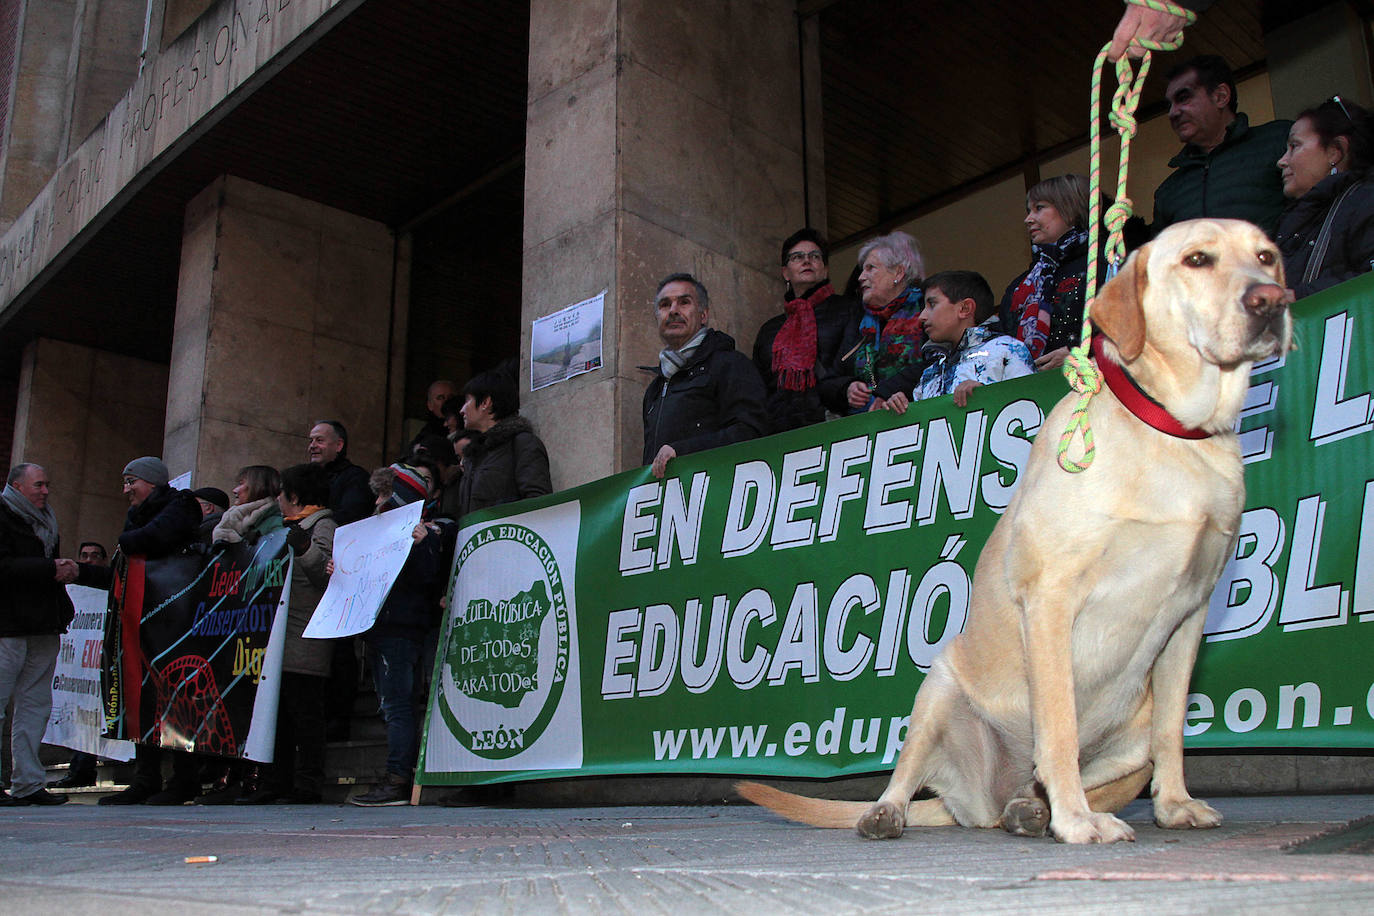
[0,0,329,307]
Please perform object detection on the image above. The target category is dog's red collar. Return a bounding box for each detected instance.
[1091,332,1210,440]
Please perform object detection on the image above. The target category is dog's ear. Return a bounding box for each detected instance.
[1091,246,1148,362]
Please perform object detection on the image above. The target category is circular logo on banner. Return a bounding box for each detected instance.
[437,523,571,759]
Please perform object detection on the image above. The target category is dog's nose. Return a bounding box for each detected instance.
[1242,283,1287,317]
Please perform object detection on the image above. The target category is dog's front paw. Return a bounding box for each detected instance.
[855,801,905,839]
[1050,811,1136,844]
[1154,797,1222,830]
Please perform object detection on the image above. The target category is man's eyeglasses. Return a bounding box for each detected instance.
[786,250,825,265]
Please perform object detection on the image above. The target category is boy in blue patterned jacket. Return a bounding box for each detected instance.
[915,271,1034,408]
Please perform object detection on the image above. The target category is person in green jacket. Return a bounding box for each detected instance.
[1151,55,1291,238]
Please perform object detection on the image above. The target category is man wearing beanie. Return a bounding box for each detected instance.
[0,463,103,806]
[115,457,201,560]
[351,463,442,806]
[99,457,205,806]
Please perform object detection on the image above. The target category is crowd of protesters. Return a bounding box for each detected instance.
[0,363,551,808]
[3,38,1372,806]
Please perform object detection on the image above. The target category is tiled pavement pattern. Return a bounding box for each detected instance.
[1,795,1371,913]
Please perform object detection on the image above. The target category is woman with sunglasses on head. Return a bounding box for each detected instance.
[1276,96,1374,299]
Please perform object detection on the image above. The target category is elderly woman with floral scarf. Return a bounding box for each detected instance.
[998,174,1099,372]
[839,230,931,413]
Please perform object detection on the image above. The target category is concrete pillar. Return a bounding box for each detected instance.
[1267,5,1373,119]
[521,0,825,487]
[165,175,405,494]
[10,337,168,554]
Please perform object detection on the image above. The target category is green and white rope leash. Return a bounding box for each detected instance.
[1056,0,1197,473]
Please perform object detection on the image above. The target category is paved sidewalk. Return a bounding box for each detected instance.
[1,794,1371,914]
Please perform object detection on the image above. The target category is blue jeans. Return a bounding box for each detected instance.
[366,636,422,778]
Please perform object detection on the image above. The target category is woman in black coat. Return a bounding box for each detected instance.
[1276,96,1374,299]
[999,174,1100,373]
[455,368,552,520]
[752,228,862,432]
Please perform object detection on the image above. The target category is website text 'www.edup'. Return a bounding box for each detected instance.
[652,707,909,764]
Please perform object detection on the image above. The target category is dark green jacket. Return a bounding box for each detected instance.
[1152,113,1291,238]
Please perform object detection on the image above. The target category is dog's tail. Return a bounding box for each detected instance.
[735,781,875,829]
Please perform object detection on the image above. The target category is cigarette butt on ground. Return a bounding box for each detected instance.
[183,855,218,864]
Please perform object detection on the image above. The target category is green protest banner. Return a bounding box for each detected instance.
[419,276,1374,786]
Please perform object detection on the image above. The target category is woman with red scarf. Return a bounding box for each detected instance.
[840,231,930,413]
[752,228,863,433]
[998,174,1098,372]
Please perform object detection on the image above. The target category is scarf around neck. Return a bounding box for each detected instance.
[2,483,59,556]
[659,327,709,380]
[772,282,833,391]
[1012,226,1088,359]
[283,504,325,523]
[856,284,925,386]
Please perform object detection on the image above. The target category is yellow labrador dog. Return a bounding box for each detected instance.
[738,219,1291,844]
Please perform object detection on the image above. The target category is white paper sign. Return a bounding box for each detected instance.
[43,584,136,761]
[530,290,605,390]
[303,502,424,639]
[244,551,292,763]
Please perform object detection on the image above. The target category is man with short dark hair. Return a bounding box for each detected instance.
[53,538,108,790]
[1151,54,1290,237]
[307,420,372,526]
[752,228,861,433]
[0,463,92,806]
[77,542,108,565]
[642,273,767,479]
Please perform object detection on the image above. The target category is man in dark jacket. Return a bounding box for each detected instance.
[308,420,373,526]
[753,229,861,433]
[116,457,202,560]
[1150,55,1290,237]
[307,420,373,740]
[642,273,767,479]
[191,486,229,547]
[0,463,95,806]
[99,456,204,806]
[408,380,456,451]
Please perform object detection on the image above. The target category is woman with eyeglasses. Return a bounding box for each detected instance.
[751,228,862,432]
[1276,96,1374,299]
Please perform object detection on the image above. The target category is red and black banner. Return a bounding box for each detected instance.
[101,531,291,761]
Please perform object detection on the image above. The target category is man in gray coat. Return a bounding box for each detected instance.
[0,463,85,806]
